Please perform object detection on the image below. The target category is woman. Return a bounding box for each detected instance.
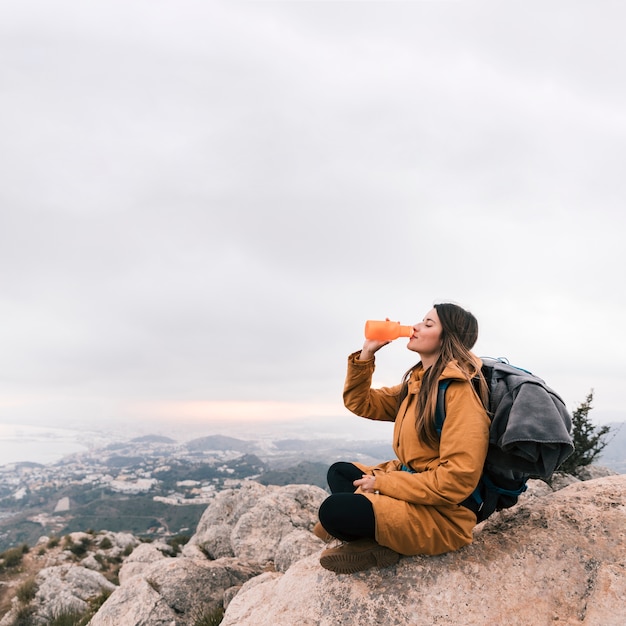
[315,302,490,574]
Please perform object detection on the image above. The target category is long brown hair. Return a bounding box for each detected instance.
[400,302,489,447]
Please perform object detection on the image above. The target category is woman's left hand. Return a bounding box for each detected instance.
[354,474,378,494]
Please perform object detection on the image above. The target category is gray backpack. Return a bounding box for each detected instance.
[436,357,574,522]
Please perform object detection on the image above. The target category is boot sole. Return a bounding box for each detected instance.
[320,544,400,574]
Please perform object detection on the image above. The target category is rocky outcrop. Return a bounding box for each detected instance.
[89,557,261,626]
[182,481,327,570]
[3,471,624,626]
[221,475,626,626]
[89,482,328,625]
[0,531,135,626]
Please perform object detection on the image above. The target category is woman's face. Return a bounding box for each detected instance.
[407,308,443,359]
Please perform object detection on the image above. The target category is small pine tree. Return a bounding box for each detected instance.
[559,390,611,475]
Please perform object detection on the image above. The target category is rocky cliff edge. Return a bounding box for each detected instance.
[222,474,626,626]
[1,472,624,625]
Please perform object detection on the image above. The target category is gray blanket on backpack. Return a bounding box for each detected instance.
[487,365,574,479]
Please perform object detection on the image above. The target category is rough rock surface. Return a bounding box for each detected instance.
[221,475,626,626]
[0,531,137,626]
[0,565,116,626]
[35,565,116,620]
[117,541,175,584]
[183,482,328,565]
[89,557,262,626]
[6,473,623,626]
[89,483,327,625]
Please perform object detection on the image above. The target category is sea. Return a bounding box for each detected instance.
[0,423,93,467]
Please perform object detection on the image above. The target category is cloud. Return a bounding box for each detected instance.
[1,0,625,432]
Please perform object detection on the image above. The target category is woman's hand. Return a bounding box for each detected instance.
[359,338,390,361]
[354,474,378,494]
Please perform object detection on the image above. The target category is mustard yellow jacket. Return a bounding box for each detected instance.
[344,351,490,556]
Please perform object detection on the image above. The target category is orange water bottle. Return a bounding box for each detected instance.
[364,320,413,341]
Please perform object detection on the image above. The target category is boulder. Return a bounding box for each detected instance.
[0,564,116,625]
[184,482,327,565]
[274,529,323,573]
[117,541,173,584]
[85,576,179,626]
[575,464,618,481]
[90,557,262,626]
[221,475,626,626]
[87,481,327,624]
[230,484,328,564]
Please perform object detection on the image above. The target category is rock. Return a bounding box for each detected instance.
[88,481,326,624]
[0,564,117,625]
[230,484,327,564]
[184,483,327,565]
[87,576,179,626]
[575,464,618,481]
[99,531,140,556]
[67,531,92,545]
[118,541,173,584]
[223,584,244,609]
[81,554,103,571]
[548,471,581,490]
[190,482,270,537]
[187,523,233,559]
[274,529,324,573]
[516,477,554,501]
[91,557,262,626]
[140,557,261,615]
[221,475,626,626]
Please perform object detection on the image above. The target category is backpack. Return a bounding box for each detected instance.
[436,357,574,523]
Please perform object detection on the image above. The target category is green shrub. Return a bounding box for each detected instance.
[68,544,85,557]
[64,536,91,558]
[16,577,38,603]
[167,534,191,554]
[98,537,112,550]
[48,536,60,549]
[11,604,35,626]
[192,605,224,626]
[48,609,88,626]
[559,391,612,474]
[88,588,112,612]
[1,546,25,568]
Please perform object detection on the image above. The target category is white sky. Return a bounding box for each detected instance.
[1,0,625,435]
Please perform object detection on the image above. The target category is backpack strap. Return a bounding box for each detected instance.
[435,380,484,516]
[435,379,452,434]
[435,373,529,522]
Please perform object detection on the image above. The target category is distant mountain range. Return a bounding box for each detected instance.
[1,422,622,554]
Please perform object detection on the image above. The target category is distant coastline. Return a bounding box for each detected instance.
[0,423,90,466]
[0,414,394,468]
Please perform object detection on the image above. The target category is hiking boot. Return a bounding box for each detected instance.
[319,539,400,574]
[312,522,334,543]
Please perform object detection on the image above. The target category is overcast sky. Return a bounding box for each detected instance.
[1,1,625,437]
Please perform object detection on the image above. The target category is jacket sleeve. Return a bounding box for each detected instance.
[343,351,401,422]
[372,382,490,505]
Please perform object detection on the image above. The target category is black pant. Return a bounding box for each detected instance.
[318,462,376,542]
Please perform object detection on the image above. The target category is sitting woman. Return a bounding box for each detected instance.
[316,302,490,574]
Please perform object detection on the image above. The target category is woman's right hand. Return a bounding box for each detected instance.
[358,338,390,361]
